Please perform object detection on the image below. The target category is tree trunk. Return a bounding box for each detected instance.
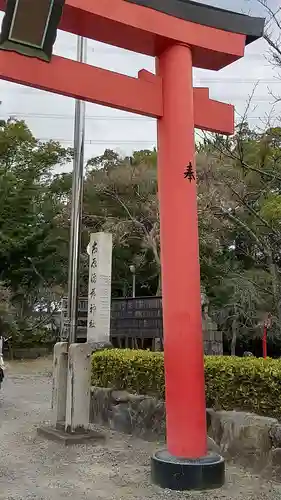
[7,339,13,360]
[149,236,161,296]
[231,316,238,356]
[156,272,162,296]
[268,251,281,326]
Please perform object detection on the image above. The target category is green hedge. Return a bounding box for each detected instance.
[92,349,281,420]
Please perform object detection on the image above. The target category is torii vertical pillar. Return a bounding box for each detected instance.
[151,43,224,490]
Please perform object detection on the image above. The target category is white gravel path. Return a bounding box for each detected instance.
[0,357,280,500]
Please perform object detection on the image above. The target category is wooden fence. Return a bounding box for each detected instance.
[60,296,223,354]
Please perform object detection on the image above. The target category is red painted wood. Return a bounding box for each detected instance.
[0,52,163,118]
[157,44,207,458]
[193,88,234,135]
[0,0,247,70]
[0,50,234,133]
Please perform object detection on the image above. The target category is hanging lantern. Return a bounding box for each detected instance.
[0,0,65,61]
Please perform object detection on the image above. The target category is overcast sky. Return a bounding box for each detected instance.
[0,0,280,169]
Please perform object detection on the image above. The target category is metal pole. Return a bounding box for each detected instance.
[67,36,87,344]
[129,265,136,298]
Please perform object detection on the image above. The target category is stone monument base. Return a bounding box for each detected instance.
[37,423,105,446]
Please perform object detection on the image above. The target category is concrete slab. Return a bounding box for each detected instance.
[37,424,105,446]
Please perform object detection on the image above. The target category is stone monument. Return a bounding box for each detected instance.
[87,232,113,349]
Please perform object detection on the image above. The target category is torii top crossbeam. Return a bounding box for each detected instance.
[0,0,264,136]
[60,0,263,69]
[19,0,263,69]
[0,0,263,69]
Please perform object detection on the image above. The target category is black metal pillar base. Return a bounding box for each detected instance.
[151,450,225,491]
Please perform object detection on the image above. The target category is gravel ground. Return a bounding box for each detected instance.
[0,357,281,500]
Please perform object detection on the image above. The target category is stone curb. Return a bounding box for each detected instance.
[90,386,281,478]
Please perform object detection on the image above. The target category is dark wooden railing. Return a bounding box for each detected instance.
[60,296,222,354]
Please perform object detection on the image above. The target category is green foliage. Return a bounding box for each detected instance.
[0,119,72,293]
[12,327,55,348]
[92,349,165,397]
[84,149,161,296]
[205,356,281,418]
[260,193,281,224]
[92,349,281,419]
[0,282,17,337]
[197,120,281,352]
[2,115,281,353]
[0,119,72,341]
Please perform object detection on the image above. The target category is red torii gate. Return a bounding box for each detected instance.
[0,0,264,491]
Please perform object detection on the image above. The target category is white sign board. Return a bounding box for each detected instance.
[87,232,112,343]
